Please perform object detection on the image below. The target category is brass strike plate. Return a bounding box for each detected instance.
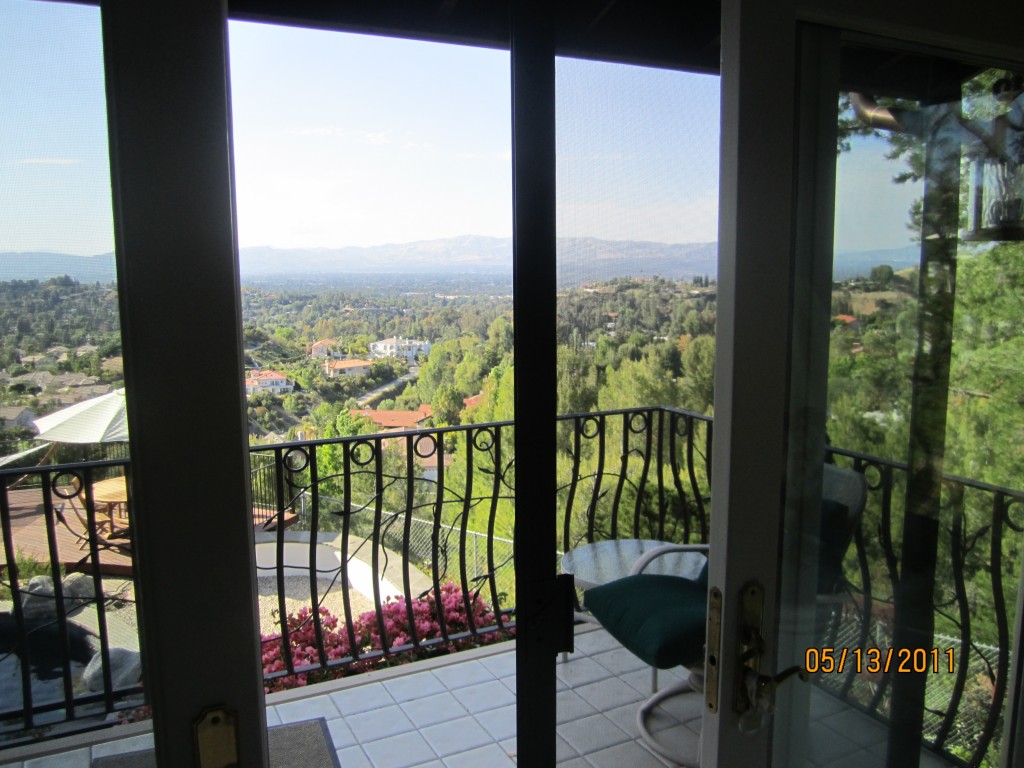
[705,586,722,714]
[193,706,239,768]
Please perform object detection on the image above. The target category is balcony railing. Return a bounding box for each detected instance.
[0,405,1020,767]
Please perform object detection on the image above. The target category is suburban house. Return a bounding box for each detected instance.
[6,2,1021,768]
[244,369,293,396]
[349,403,432,431]
[0,406,36,429]
[323,358,372,378]
[309,338,339,358]
[369,335,430,364]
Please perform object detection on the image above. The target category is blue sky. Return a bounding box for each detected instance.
[0,0,919,257]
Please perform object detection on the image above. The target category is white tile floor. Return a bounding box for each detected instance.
[0,627,957,768]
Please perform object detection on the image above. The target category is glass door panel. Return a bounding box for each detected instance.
[777,36,1024,768]
[554,56,720,764]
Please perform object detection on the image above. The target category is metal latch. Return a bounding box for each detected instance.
[734,581,808,734]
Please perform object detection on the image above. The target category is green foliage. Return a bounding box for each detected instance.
[0,551,63,602]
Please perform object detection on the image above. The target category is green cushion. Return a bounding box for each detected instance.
[584,574,707,669]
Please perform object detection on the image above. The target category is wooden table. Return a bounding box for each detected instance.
[91,476,129,531]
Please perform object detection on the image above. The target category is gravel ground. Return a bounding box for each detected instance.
[87,576,377,640]
[255,575,376,636]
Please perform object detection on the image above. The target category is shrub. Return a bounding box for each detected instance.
[261,583,512,693]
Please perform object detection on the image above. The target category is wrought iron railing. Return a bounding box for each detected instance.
[0,459,140,746]
[819,447,1024,767]
[0,405,1021,767]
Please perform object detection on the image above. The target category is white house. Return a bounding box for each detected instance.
[245,369,293,396]
[369,336,430,364]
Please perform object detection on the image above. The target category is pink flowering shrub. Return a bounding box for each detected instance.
[261,583,514,693]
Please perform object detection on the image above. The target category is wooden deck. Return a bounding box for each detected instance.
[1,488,295,581]
[0,487,134,577]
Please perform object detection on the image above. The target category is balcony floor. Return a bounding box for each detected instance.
[0,627,956,768]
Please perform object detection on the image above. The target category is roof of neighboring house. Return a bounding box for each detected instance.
[310,339,338,349]
[351,403,432,430]
[326,359,373,370]
[0,406,34,421]
[463,394,483,409]
[834,314,858,325]
[250,369,289,380]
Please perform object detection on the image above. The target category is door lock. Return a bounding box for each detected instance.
[734,581,808,734]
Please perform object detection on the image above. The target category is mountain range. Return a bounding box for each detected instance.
[0,236,922,287]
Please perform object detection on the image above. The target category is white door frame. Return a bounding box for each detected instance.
[705,2,1024,766]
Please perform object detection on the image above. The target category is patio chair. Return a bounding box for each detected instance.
[54,498,132,560]
[583,464,867,765]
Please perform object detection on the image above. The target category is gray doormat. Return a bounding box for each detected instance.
[91,717,340,767]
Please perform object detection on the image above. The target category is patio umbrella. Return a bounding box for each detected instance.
[33,389,128,444]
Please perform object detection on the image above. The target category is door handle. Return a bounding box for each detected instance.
[738,664,809,734]
[733,581,809,734]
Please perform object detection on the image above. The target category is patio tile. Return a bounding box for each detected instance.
[604,701,642,736]
[362,731,437,768]
[331,683,397,715]
[557,713,632,755]
[408,761,445,768]
[827,749,886,768]
[583,739,675,768]
[265,705,283,726]
[326,715,358,749]
[24,750,89,768]
[807,721,860,766]
[571,628,623,656]
[556,656,614,688]
[641,724,700,767]
[555,734,576,761]
[451,679,516,713]
[420,716,493,757]
[473,702,516,741]
[275,693,340,723]
[91,733,154,757]
[432,660,495,690]
[556,689,599,724]
[500,739,517,762]
[809,686,849,718]
[347,704,416,744]
[620,666,685,697]
[556,757,592,768]
[820,708,887,749]
[575,676,646,711]
[336,745,373,768]
[654,689,703,727]
[590,647,650,676]
[441,743,516,768]
[400,692,469,728]
[478,650,516,680]
[382,671,447,703]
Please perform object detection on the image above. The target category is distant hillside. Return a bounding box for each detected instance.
[833,244,920,280]
[240,236,719,287]
[0,252,116,283]
[0,238,925,287]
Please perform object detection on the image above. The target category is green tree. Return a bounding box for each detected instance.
[680,335,716,414]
